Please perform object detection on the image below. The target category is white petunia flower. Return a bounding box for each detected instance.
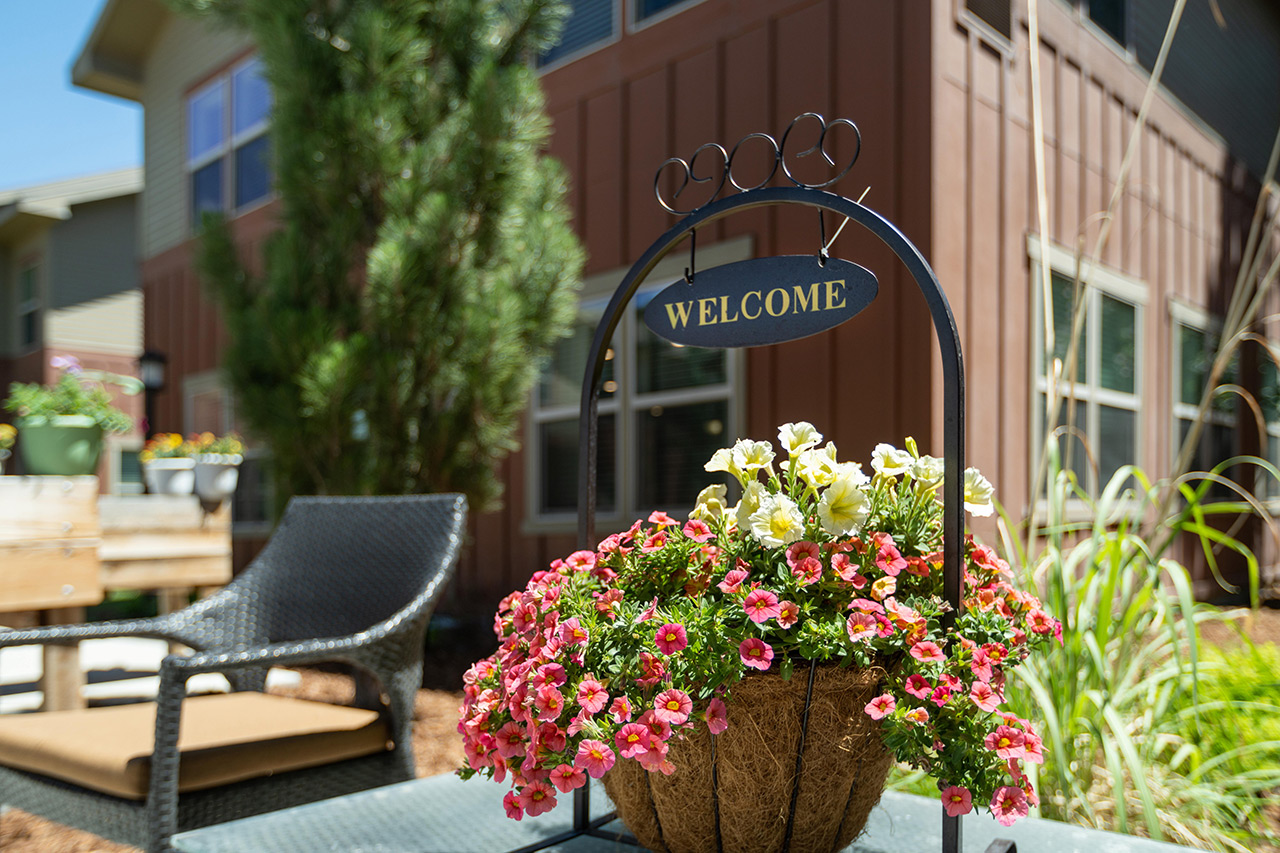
[690,484,729,521]
[734,480,767,532]
[796,442,841,488]
[911,454,945,488]
[704,447,739,479]
[963,467,995,517]
[778,422,823,457]
[834,461,870,486]
[731,439,776,478]
[871,443,913,477]
[817,473,871,536]
[748,493,806,548]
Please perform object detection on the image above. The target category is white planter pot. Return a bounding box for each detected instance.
[193,454,242,509]
[0,448,9,475]
[143,457,196,496]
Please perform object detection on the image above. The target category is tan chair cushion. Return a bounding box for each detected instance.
[0,692,390,800]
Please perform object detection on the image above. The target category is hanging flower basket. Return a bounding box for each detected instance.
[143,457,196,496]
[459,422,1060,844]
[193,453,242,507]
[603,666,894,853]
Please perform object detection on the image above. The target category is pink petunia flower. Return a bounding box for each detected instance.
[537,722,566,752]
[984,725,1026,760]
[717,567,750,594]
[792,555,823,585]
[1022,730,1045,765]
[739,637,774,670]
[534,685,564,721]
[990,785,1029,826]
[705,697,728,734]
[636,652,666,687]
[940,785,973,817]
[534,663,567,688]
[786,540,821,568]
[909,641,945,663]
[559,617,589,647]
[846,612,876,643]
[904,674,932,700]
[564,550,597,573]
[654,622,688,655]
[870,575,897,601]
[969,680,1000,712]
[641,531,667,553]
[832,552,866,587]
[653,688,693,725]
[682,518,715,542]
[638,596,659,622]
[577,678,608,715]
[574,739,616,778]
[609,695,633,724]
[864,694,896,720]
[744,588,782,623]
[549,763,587,793]
[776,600,800,629]
[503,789,524,820]
[875,543,908,576]
[639,710,672,742]
[616,723,652,759]
[648,510,677,528]
[904,707,930,725]
[849,598,885,614]
[495,721,526,759]
[518,780,558,817]
[970,648,993,682]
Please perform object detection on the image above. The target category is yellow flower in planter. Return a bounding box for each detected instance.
[0,423,15,451]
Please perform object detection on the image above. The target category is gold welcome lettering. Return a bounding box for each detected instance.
[665,301,694,329]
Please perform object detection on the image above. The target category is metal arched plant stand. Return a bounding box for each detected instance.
[511,114,1008,853]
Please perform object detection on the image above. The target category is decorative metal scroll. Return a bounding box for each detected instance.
[654,113,862,214]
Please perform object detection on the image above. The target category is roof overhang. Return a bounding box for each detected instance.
[0,205,66,245]
[72,0,170,102]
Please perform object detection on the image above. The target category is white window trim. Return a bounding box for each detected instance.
[105,434,145,496]
[186,56,272,226]
[536,0,621,75]
[525,235,752,535]
[628,0,708,32]
[1027,235,1146,508]
[953,0,1015,56]
[1169,300,1235,432]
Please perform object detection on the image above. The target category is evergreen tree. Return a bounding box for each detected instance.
[170,0,583,512]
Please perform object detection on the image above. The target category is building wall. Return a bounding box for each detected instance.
[933,0,1274,593]
[453,0,940,609]
[141,11,253,260]
[47,195,139,310]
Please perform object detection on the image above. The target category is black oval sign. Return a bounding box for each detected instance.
[642,255,878,348]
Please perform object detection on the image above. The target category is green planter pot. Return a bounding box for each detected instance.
[18,416,105,476]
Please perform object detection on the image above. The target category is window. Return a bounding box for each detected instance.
[1261,352,1280,499]
[528,238,750,528]
[187,57,272,227]
[1074,0,1126,48]
[538,0,617,68]
[963,0,1012,40]
[634,0,694,21]
[1170,306,1240,497]
[17,263,39,349]
[107,438,145,496]
[1030,238,1144,495]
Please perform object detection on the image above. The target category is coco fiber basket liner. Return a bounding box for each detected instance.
[602,664,896,853]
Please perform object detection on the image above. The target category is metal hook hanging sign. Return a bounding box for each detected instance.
[642,254,878,348]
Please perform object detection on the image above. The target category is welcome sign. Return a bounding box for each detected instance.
[642,255,878,348]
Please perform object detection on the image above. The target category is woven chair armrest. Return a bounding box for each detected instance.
[0,616,180,648]
[163,633,382,676]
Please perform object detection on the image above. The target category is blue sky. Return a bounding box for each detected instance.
[0,1,142,192]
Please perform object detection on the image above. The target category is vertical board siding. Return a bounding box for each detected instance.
[935,0,1269,593]
[453,0,936,610]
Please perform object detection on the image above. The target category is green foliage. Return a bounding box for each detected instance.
[167,0,584,510]
[5,372,134,434]
[1003,453,1280,851]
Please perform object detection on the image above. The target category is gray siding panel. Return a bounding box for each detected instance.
[47,195,139,310]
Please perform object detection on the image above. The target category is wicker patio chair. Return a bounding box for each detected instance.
[0,493,466,853]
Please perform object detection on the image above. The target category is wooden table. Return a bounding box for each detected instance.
[0,477,232,710]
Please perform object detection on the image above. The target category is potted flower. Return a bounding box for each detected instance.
[0,423,15,474]
[189,432,243,510]
[3,356,140,476]
[459,423,1060,852]
[140,433,198,496]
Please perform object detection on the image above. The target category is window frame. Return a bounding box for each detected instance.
[1028,236,1146,501]
[536,0,621,73]
[628,0,708,32]
[1169,300,1242,497]
[105,435,145,496]
[524,235,752,534]
[954,0,1016,53]
[185,55,273,229]
[16,261,41,352]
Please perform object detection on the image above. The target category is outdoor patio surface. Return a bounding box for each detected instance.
[170,772,1201,853]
